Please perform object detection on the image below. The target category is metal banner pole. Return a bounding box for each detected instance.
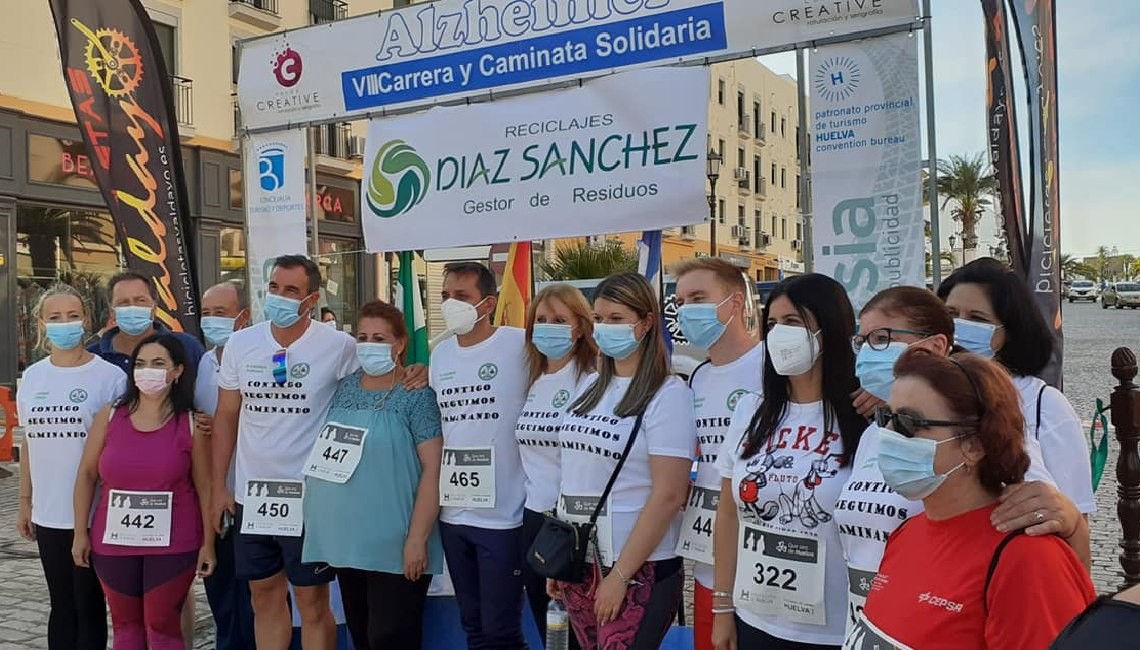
[796,47,813,273]
[923,0,942,287]
[307,126,320,260]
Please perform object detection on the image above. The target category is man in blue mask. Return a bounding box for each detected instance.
[89,270,205,375]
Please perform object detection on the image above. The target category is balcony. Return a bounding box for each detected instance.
[756,232,771,250]
[681,225,696,240]
[731,224,752,250]
[169,75,194,135]
[738,114,751,139]
[313,123,358,173]
[229,0,282,30]
[755,177,768,200]
[734,167,751,193]
[311,0,348,24]
[754,123,767,145]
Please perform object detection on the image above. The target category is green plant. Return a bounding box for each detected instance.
[936,153,997,252]
[540,239,638,280]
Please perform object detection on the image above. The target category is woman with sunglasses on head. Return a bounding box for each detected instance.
[550,272,696,649]
[17,284,126,650]
[839,286,1091,638]
[847,349,1094,649]
[937,258,1095,518]
[73,334,215,650]
[517,285,596,647]
[712,274,868,650]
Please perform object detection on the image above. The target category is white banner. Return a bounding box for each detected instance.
[237,0,918,130]
[244,129,309,321]
[360,66,708,252]
[809,32,923,311]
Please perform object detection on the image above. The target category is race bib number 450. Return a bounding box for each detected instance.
[103,490,172,547]
[440,447,496,508]
[243,479,304,537]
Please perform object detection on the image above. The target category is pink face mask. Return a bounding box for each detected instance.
[134,367,170,395]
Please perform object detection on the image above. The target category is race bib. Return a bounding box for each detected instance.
[734,523,827,626]
[243,479,304,537]
[846,566,877,635]
[843,613,907,650]
[559,494,615,567]
[676,484,719,564]
[103,490,172,547]
[440,447,496,508]
[303,422,368,484]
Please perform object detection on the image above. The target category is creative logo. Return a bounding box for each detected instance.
[257,143,286,192]
[366,140,430,218]
[726,389,748,411]
[478,363,498,381]
[291,362,310,379]
[552,389,570,409]
[272,45,303,88]
[813,56,861,103]
[69,388,89,404]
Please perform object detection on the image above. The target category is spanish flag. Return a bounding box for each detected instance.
[494,242,531,327]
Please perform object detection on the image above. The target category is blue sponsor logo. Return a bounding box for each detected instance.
[813,56,862,103]
[258,144,286,192]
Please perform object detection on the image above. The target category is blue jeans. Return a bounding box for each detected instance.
[204,531,256,650]
[440,522,528,650]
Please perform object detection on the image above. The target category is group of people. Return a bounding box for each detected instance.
[10,251,1123,650]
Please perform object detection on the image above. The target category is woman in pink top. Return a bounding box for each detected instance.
[72,334,215,650]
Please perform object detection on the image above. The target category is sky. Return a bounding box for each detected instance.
[759,0,1139,259]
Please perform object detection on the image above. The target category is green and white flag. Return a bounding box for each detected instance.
[398,251,429,366]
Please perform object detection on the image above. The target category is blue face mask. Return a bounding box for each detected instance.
[593,323,641,360]
[201,316,237,348]
[264,294,304,328]
[45,321,85,350]
[356,342,397,376]
[855,342,909,401]
[114,306,153,336]
[953,318,999,358]
[876,426,964,501]
[677,296,733,349]
[532,323,574,360]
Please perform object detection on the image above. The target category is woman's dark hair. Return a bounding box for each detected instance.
[860,286,954,342]
[357,300,410,364]
[894,348,1029,492]
[743,274,867,463]
[936,257,1054,377]
[117,333,196,414]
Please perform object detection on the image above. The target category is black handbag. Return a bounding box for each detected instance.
[527,413,644,582]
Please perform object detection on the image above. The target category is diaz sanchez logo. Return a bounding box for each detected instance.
[366,140,431,218]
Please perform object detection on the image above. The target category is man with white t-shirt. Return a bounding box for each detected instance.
[210,256,358,650]
[672,258,765,650]
[430,262,529,649]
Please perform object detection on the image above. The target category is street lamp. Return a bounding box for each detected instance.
[707,149,722,257]
[948,234,957,269]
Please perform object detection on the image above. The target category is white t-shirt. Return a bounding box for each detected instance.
[1015,375,1096,513]
[689,343,765,588]
[196,347,236,492]
[218,321,358,503]
[558,376,697,563]
[515,362,592,513]
[716,394,851,646]
[431,327,529,529]
[18,356,126,528]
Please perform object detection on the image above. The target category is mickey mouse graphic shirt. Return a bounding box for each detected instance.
[717,395,851,646]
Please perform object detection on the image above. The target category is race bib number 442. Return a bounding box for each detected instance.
[440,447,496,508]
[243,479,304,537]
[103,490,172,547]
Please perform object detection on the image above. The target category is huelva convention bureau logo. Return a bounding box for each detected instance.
[365,123,699,220]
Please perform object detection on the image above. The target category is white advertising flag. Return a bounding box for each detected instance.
[236,0,918,130]
[360,66,709,252]
[809,32,924,311]
[244,129,309,321]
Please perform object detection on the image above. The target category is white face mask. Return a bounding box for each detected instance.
[440,298,487,335]
[766,323,821,376]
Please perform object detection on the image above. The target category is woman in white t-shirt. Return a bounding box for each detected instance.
[16,284,126,650]
[936,259,1096,515]
[550,272,696,649]
[517,284,596,644]
[712,273,868,650]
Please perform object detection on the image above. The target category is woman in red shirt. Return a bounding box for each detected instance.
[848,349,1094,650]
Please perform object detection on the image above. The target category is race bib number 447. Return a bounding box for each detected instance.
[103,490,172,547]
[440,447,496,508]
[243,479,304,537]
[303,422,368,484]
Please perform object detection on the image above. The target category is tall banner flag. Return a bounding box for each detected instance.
[809,32,924,311]
[1007,0,1062,387]
[494,242,532,328]
[637,230,672,355]
[243,129,308,322]
[398,251,429,365]
[47,0,200,335]
[981,0,1028,276]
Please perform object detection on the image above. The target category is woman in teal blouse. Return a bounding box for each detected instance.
[302,300,443,650]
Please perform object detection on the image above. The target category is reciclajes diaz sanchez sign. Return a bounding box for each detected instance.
[360,67,709,252]
[238,0,919,130]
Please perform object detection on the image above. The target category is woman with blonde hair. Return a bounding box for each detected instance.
[550,272,696,649]
[517,284,597,645]
[17,283,126,650]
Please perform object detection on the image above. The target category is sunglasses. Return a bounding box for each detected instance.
[271,348,287,386]
[882,407,978,438]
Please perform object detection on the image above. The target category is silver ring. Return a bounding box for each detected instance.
[1033,510,1045,522]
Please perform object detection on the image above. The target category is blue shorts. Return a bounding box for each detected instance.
[233,504,334,587]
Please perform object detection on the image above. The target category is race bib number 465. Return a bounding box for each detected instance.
[440,447,496,508]
[243,479,304,537]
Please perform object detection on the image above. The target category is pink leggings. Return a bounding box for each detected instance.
[92,551,197,650]
[561,558,684,650]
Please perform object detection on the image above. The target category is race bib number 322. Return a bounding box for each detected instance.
[243,479,304,537]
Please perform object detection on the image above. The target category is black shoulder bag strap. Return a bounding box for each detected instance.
[586,413,646,528]
[687,360,713,389]
[983,530,1025,614]
[1035,383,1048,440]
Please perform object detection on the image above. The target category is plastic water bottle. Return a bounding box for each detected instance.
[546,599,570,650]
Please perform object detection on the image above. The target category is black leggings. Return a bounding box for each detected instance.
[735,616,840,650]
[338,568,432,650]
[35,525,108,650]
[522,508,582,649]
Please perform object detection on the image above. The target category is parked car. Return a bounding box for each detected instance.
[1102,282,1140,309]
[1068,280,1097,303]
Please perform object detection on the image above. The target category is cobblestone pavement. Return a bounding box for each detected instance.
[0,304,1135,647]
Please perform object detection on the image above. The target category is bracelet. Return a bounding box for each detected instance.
[614,565,631,583]
[711,607,736,615]
[712,590,733,599]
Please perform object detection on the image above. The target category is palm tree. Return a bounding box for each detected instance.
[16,207,116,285]
[936,153,997,253]
[1060,253,1097,281]
[540,239,638,280]
[1094,246,1111,281]
[925,250,955,278]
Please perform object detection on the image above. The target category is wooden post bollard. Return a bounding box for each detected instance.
[1112,347,1140,589]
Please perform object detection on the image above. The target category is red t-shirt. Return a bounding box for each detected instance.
[849,503,1094,650]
